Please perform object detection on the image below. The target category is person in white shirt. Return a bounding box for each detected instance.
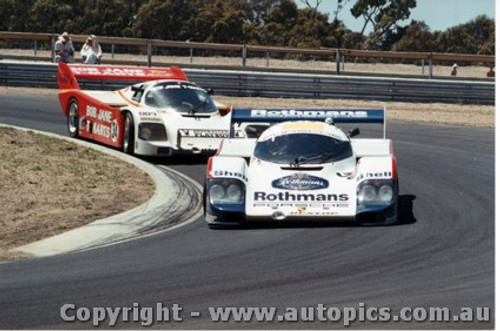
[80,35,102,64]
[54,32,75,63]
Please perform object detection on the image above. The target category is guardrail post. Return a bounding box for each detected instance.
[111,44,115,59]
[428,52,433,79]
[147,39,152,67]
[421,59,425,75]
[335,49,340,75]
[34,40,37,56]
[342,55,345,71]
[266,51,270,67]
[242,45,247,70]
[50,34,56,63]
[190,48,193,64]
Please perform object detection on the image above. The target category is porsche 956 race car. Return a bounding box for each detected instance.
[57,62,256,156]
[204,108,398,226]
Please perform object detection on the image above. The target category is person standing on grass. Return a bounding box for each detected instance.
[80,35,102,64]
[54,32,75,63]
[451,63,458,76]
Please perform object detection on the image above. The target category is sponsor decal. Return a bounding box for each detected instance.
[254,191,349,202]
[138,111,158,117]
[357,171,392,181]
[179,129,229,138]
[272,173,329,191]
[85,105,115,139]
[73,67,146,76]
[251,109,368,119]
[212,170,248,182]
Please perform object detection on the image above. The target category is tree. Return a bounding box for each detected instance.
[131,0,194,40]
[391,20,435,52]
[28,0,82,34]
[435,15,494,55]
[251,0,299,46]
[288,8,334,48]
[350,0,416,49]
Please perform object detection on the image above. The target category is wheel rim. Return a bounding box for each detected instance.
[68,102,78,134]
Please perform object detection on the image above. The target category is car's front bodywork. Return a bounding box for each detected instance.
[205,108,398,226]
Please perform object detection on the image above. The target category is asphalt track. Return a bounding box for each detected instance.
[0,93,494,329]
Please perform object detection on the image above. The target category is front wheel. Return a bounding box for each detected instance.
[122,112,135,154]
[67,99,79,138]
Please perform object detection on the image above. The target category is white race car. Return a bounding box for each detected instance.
[204,108,398,226]
[57,63,263,156]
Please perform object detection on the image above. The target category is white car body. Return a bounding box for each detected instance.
[204,108,398,226]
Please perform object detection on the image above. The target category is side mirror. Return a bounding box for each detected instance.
[219,106,230,116]
[349,128,360,138]
[207,88,214,95]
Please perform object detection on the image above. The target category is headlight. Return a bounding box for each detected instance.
[357,180,396,205]
[378,185,393,203]
[226,184,243,202]
[209,184,225,201]
[138,123,167,141]
[139,127,152,140]
[208,179,245,204]
[359,185,377,203]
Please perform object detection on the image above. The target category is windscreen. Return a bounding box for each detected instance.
[254,133,353,165]
[144,82,218,113]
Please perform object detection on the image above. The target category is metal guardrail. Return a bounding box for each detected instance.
[0,62,494,105]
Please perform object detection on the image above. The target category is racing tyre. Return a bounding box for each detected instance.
[67,99,79,138]
[122,112,135,155]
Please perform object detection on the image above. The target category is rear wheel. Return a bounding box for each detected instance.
[122,112,135,154]
[67,99,79,138]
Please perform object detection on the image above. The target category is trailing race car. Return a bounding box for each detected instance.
[57,62,256,156]
[204,108,398,226]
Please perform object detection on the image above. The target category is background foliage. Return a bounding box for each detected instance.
[0,0,494,54]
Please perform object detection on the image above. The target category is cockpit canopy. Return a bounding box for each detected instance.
[143,82,218,113]
[254,133,353,165]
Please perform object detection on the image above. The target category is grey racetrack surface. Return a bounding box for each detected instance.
[0,93,494,329]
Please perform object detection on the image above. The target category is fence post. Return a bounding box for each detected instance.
[111,44,115,59]
[190,48,193,64]
[266,51,270,67]
[50,34,56,63]
[335,49,340,75]
[428,52,433,79]
[147,40,152,67]
[34,40,37,56]
[242,45,247,70]
[421,59,425,75]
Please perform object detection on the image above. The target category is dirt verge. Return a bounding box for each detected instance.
[0,128,154,260]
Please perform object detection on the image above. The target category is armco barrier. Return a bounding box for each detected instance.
[0,61,494,105]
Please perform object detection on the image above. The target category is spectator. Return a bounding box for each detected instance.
[54,32,75,63]
[80,35,102,64]
[486,66,495,78]
[450,63,458,76]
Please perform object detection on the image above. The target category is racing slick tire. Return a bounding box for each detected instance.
[67,98,79,138]
[122,111,135,155]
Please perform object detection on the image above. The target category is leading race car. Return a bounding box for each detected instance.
[204,108,398,227]
[57,62,258,156]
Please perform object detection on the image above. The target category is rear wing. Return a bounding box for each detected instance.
[57,62,188,90]
[230,108,387,138]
